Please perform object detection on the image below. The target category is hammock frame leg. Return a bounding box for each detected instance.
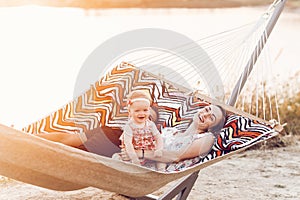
[132,171,199,200]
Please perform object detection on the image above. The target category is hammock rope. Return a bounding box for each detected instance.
[126,21,263,88]
[103,3,282,122]
[130,22,255,86]
[234,22,283,122]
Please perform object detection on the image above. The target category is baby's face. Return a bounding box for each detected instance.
[129,101,151,125]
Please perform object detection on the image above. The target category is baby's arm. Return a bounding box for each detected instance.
[123,131,141,165]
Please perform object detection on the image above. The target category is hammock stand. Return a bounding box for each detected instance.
[133,0,286,199]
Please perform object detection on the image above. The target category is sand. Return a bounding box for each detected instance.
[0,140,299,200]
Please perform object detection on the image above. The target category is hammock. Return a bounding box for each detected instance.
[0,62,283,197]
[0,0,286,198]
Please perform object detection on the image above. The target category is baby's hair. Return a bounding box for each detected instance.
[127,90,152,105]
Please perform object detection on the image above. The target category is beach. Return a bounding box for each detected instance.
[0,1,300,199]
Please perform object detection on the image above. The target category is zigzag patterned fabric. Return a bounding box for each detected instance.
[23,62,207,135]
[22,62,277,171]
[166,115,277,171]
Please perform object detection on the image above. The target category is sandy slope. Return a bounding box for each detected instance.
[0,141,299,200]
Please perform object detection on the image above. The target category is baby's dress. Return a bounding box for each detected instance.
[121,119,159,150]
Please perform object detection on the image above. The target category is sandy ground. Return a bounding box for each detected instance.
[0,140,299,200]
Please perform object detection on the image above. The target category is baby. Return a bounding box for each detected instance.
[120,90,166,171]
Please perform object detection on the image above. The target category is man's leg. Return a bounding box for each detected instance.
[35,132,83,147]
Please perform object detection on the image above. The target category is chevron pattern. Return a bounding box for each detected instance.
[23,62,208,134]
[166,114,277,171]
[22,62,278,172]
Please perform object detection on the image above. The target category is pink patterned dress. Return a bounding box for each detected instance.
[120,119,160,150]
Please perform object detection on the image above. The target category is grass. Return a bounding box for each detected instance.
[235,72,300,149]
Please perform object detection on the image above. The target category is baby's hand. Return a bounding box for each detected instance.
[119,148,131,161]
[154,149,163,157]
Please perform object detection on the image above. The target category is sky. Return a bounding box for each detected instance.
[0,5,299,129]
